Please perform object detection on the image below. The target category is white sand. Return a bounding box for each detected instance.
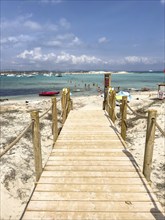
[0,91,164,219]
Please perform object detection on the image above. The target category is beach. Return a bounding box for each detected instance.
[0,89,164,219]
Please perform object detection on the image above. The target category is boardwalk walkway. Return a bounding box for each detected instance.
[22,110,164,220]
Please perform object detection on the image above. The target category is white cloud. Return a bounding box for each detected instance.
[59,18,70,29]
[17,47,42,60]
[106,56,159,66]
[0,14,32,29]
[46,23,58,31]
[45,34,82,47]
[46,40,62,47]
[56,34,73,41]
[1,16,61,35]
[17,48,160,68]
[24,20,42,30]
[69,36,82,46]
[98,37,108,43]
[160,0,165,4]
[124,56,141,63]
[1,36,17,44]
[1,35,34,44]
[124,56,157,64]
[17,50,33,59]
[17,48,103,65]
[56,52,102,64]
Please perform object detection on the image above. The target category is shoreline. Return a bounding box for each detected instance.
[0,87,158,103]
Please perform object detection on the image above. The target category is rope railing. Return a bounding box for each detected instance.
[0,90,73,182]
[39,98,61,119]
[125,100,165,182]
[39,105,52,119]
[0,100,54,158]
[0,100,62,158]
[126,103,148,119]
[0,122,32,158]
[104,84,165,183]
[126,102,165,137]
[155,121,165,137]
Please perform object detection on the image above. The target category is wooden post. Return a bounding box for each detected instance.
[111,90,116,123]
[31,111,42,182]
[108,90,111,116]
[67,88,71,115]
[61,90,64,123]
[52,97,58,144]
[121,96,127,141]
[61,89,67,124]
[103,73,111,110]
[143,109,157,182]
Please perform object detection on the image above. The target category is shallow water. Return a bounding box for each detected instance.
[0,72,164,99]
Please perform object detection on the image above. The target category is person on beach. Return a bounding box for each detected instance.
[97,86,102,95]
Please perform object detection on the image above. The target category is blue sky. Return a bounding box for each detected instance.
[1,0,164,71]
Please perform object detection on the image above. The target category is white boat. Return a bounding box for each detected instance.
[55,73,62,77]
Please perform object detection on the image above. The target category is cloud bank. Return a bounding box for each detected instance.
[16,47,161,70]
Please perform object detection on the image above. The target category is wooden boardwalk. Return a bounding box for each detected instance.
[22,110,164,220]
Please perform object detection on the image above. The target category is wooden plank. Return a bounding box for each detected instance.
[41,171,143,178]
[54,143,124,149]
[50,151,131,157]
[22,211,165,220]
[60,130,117,133]
[51,148,127,153]
[63,121,111,125]
[55,139,121,143]
[38,177,148,185]
[54,142,125,148]
[46,160,136,166]
[55,139,123,143]
[61,126,116,130]
[57,135,118,140]
[66,115,110,118]
[26,201,163,212]
[35,183,149,192]
[31,191,158,202]
[43,165,140,172]
[64,120,110,123]
[48,156,135,161]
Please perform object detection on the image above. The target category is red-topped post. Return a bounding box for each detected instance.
[103,73,111,110]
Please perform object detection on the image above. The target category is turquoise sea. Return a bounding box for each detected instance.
[0,72,164,100]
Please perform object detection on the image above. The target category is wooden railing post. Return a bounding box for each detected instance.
[105,89,109,114]
[143,109,157,182]
[120,96,127,141]
[67,88,71,115]
[52,97,58,144]
[108,89,116,123]
[61,89,67,124]
[31,111,42,182]
[111,90,116,123]
[107,89,111,117]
